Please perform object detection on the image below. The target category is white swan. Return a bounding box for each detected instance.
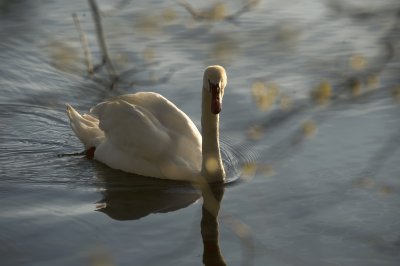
[67,65,227,183]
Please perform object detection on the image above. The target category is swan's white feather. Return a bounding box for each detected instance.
[66,104,105,149]
[67,92,202,180]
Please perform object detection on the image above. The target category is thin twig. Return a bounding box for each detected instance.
[178,1,199,19]
[70,0,175,90]
[88,0,118,82]
[327,0,397,21]
[225,0,260,22]
[179,0,260,24]
[72,13,94,75]
[93,60,106,73]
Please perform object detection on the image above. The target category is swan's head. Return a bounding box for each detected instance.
[203,65,227,115]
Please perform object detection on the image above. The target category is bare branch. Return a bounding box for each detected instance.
[72,13,94,75]
[179,0,260,24]
[88,0,117,81]
[225,0,261,22]
[327,0,397,21]
[70,0,175,90]
[178,1,200,19]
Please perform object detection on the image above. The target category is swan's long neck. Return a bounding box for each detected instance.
[201,88,226,183]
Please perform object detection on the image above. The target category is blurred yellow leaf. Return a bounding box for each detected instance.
[366,74,379,90]
[211,2,226,20]
[162,7,177,22]
[378,185,392,195]
[241,162,257,180]
[209,36,239,65]
[392,85,400,103]
[143,46,155,62]
[349,54,367,70]
[277,23,301,46]
[311,80,332,105]
[114,52,129,66]
[135,14,160,34]
[252,82,279,111]
[49,41,80,73]
[350,78,362,96]
[353,177,375,189]
[247,124,264,140]
[88,247,115,266]
[301,119,317,138]
[258,164,275,177]
[279,94,293,110]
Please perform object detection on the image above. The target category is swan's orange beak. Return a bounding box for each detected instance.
[209,81,222,114]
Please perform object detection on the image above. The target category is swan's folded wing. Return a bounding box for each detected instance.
[117,93,202,166]
[90,99,170,159]
[117,92,202,145]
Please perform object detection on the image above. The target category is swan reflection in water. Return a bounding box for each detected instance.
[200,183,227,266]
[94,165,227,265]
[95,174,200,221]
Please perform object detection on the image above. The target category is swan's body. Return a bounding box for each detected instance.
[67,65,227,182]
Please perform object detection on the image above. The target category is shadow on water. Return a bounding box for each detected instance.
[94,163,228,265]
[94,164,201,221]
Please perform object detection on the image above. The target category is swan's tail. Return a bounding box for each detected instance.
[66,104,104,149]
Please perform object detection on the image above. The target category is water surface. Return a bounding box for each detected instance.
[1,0,400,265]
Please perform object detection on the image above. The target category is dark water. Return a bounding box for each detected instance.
[1,0,400,265]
